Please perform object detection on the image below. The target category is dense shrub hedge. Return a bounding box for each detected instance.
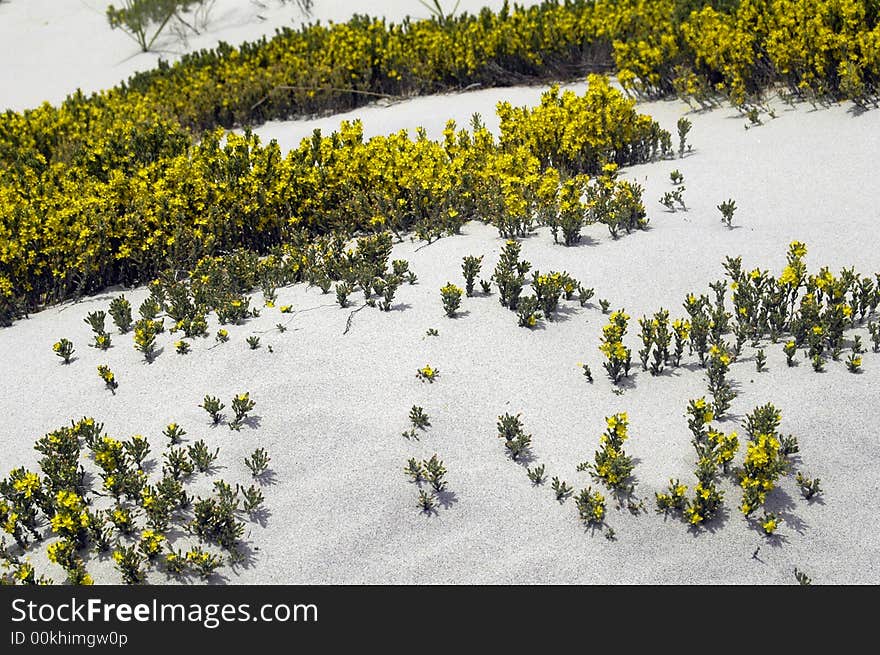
[3,0,880,322]
[0,75,667,324]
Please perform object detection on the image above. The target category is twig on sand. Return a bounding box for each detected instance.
[343,304,368,335]
[250,86,406,113]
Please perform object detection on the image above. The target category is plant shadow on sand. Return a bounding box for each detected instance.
[241,414,263,430]
[435,489,459,510]
[254,468,278,487]
[687,503,732,536]
[764,486,809,536]
[545,304,578,324]
[248,506,272,528]
[510,448,538,467]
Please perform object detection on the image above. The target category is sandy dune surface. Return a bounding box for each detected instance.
[1,1,879,584]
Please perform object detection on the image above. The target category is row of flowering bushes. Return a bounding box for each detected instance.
[102,1,880,131]
[0,76,667,324]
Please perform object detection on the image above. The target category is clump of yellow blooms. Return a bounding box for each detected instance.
[578,413,635,491]
[138,529,165,559]
[50,490,90,543]
[96,364,118,392]
[655,479,688,513]
[599,310,632,384]
[739,433,785,515]
[416,364,439,383]
[575,487,606,526]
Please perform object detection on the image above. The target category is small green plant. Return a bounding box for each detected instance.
[188,440,219,472]
[493,240,531,310]
[97,365,118,393]
[186,546,224,580]
[163,422,186,445]
[200,395,225,424]
[112,545,146,585]
[244,448,270,478]
[796,472,822,500]
[578,285,595,307]
[133,318,159,361]
[163,547,188,576]
[783,340,797,366]
[139,296,161,321]
[677,117,692,157]
[93,332,112,350]
[578,413,634,491]
[377,275,402,312]
[575,487,606,525]
[660,187,685,211]
[422,454,447,493]
[755,349,767,372]
[106,0,203,53]
[416,364,439,383]
[240,484,264,514]
[717,199,737,228]
[124,434,151,469]
[516,295,542,328]
[532,271,564,319]
[426,328,439,337]
[655,479,688,514]
[599,298,610,313]
[527,464,546,485]
[440,282,463,317]
[599,310,632,385]
[579,362,593,382]
[108,504,136,535]
[852,335,864,355]
[404,458,424,482]
[794,568,812,586]
[246,335,261,350]
[496,413,532,461]
[138,529,165,560]
[846,352,862,373]
[229,392,256,430]
[335,282,352,308]
[461,255,483,296]
[409,406,431,430]
[175,339,190,355]
[868,321,880,352]
[53,338,75,363]
[760,511,780,536]
[551,477,573,502]
[84,310,107,335]
[418,0,461,23]
[812,353,825,372]
[707,342,736,417]
[670,169,684,185]
[163,446,194,480]
[417,489,436,512]
[479,279,491,295]
[109,295,133,333]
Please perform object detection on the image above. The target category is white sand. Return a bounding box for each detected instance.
[2,1,880,584]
